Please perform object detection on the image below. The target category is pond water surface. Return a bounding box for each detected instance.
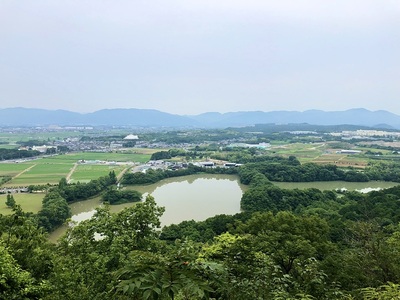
[49,174,245,242]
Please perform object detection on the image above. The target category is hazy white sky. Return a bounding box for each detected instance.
[1,0,399,115]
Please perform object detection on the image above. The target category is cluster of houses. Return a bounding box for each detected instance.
[139,160,241,173]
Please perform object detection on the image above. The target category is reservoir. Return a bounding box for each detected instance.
[49,174,245,242]
[127,174,246,226]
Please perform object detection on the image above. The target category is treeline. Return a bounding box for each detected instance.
[122,164,238,185]
[37,191,71,232]
[0,148,40,161]
[150,149,208,161]
[239,156,400,183]
[57,171,117,203]
[0,176,11,186]
[33,171,118,232]
[102,188,142,205]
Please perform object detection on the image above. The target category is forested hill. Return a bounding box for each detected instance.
[1,107,400,128]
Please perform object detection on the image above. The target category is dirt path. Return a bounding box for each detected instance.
[13,164,36,179]
[116,167,130,182]
[66,163,78,183]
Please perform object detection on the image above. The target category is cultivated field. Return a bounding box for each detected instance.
[0,163,35,176]
[69,164,125,183]
[0,151,152,187]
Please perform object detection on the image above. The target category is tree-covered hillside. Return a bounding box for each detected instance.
[3,154,400,299]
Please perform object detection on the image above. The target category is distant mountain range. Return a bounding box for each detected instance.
[1,107,400,129]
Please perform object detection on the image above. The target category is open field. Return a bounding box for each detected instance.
[7,163,73,186]
[0,193,44,215]
[0,151,151,187]
[267,142,374,168]
[0,163,35,176]
[70,164,126,183]
[0,131,85,144]
[269,143,327,162]
[42,152,151,163]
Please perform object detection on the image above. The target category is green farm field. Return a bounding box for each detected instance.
[41,152,151,163]
[0,163,35,176]
[269,143,327,162]
[69,164,125,183]
[0,131,85,144]
[7,163,73,186]
[0,193,44,215]
[268,142,372,167]
[0,151,151,187]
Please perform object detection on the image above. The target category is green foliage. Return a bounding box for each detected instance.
[102,188,142,205]
[58,171,117,203]
[3,145,400,299]
[115,240,220,299]
[359,282,400,299]
[0,241,38,299]
[160,213,252,243]
[37,191,71,232]
[0,206,53,298]
[0,148,41,161]
[150,150,172,160]
[241,183,331,213]
[122,164,237,185]
[0,175,12,185]
[48,194,165,298]
[5,194,16,208]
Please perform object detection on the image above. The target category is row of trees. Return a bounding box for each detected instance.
[0,148,40,161]
[102,188,142,205]
[57,171,117,203]
[239,158,400,183]
[122,165,237,185]
[0,176,11,186]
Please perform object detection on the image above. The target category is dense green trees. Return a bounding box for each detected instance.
[0,241,40,299]
[5,194,16,208]
[0,205,53,298]
[0,148,41,161]
[58,171,117,203]
[37,191,71,232]
[102,188,142,205]
[48,195,165,299]
[4,148,400,298]
[122,165,237,185]
[3,183,400,298]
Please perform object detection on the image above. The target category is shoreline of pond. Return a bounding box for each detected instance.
[48,174,245,242]
[48,177,400,243]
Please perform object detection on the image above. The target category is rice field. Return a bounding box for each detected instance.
[69,164,125,183]
[0,150,152,187]
[0,163,35,176]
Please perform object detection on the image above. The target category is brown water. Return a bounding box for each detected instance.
[49,174,246,242]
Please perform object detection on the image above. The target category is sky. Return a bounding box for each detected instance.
[0,0,399,115]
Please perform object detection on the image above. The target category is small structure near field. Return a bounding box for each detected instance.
[124,134,139,140]
[336,150,362,154]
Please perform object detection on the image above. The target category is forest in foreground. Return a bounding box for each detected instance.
[2,155,400,299]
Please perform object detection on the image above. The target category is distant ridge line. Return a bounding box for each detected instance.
[0,107,399,129]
